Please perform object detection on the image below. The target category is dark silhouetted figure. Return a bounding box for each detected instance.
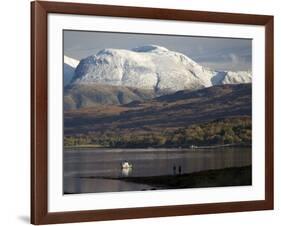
[178,166,182,175]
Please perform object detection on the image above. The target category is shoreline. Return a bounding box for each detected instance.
[64,143,251,150]
[80,166,252,190]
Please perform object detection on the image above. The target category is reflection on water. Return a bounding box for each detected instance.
[63,147,251,194]
[121,167,132,177]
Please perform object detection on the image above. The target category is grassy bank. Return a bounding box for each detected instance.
[91,166,252,189]
[121,166,252,189]
[79,166,252,190]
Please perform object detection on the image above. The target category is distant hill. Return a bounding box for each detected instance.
[64,83,251,135]
[64,83,156,110]
[64,55,79,86]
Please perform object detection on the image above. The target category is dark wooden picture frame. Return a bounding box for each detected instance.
[31,1,274,224]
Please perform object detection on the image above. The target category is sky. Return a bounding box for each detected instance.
[64,30,252,72]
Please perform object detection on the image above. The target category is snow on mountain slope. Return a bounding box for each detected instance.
[64,56,79,86]
[70,45,251,93]
[221,71,252,84]
[64,55,79,68]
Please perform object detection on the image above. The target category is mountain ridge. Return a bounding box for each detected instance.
[64,83,251,135]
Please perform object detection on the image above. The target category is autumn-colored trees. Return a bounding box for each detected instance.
[64,117,252,148]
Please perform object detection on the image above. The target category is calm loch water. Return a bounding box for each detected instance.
[63,147,251,194]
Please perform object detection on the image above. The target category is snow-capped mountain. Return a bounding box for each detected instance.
[64,55,79,86]
[69,45,251,93]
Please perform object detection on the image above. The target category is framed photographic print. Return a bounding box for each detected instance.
[31,1,274,224]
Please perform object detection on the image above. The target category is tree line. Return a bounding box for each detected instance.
[64,117,251,148]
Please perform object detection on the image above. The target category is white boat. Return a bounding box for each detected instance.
[121,161,132,169]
